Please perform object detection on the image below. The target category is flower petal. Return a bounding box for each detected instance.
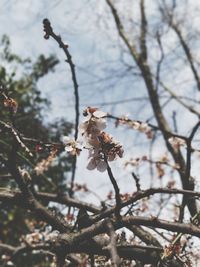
[97,160,107,172]
[93,110,107,118]
[65,146,74,152]
[87,158,96,170]
[62,136,71,144]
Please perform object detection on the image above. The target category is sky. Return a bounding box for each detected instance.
[1,0,200,213]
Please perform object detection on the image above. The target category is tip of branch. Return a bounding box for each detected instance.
[43,18,50,25]
[43,18,53,39]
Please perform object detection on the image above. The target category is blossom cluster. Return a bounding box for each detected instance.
[168,136,186,151]
[34,147,57,175]
[124,154,181,179]
[115,116,153,139]
[24,230,59,245]
[80,107,124,172]
[3,97,18,113]
[62,108,123,172]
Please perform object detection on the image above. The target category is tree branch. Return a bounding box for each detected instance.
[42,18,80,196]
[106,220,121,266]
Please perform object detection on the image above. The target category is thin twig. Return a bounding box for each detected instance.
[155,30,164,92]
[104,156,121,219]
[42,18,80,196]
[0,120,33,157]
[90,187,200,224]
[132,172,141,191]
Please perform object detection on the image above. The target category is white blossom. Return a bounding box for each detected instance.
[25,232,43,244]
[168,136,186,150]
[62,136,82,155]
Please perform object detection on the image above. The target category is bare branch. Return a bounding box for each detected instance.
[105,157,121,219]
[172,23,200,92]
[0,190,99,213]
[42,18,80,196]
[90,187,200,224]
[106,220,121,267]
